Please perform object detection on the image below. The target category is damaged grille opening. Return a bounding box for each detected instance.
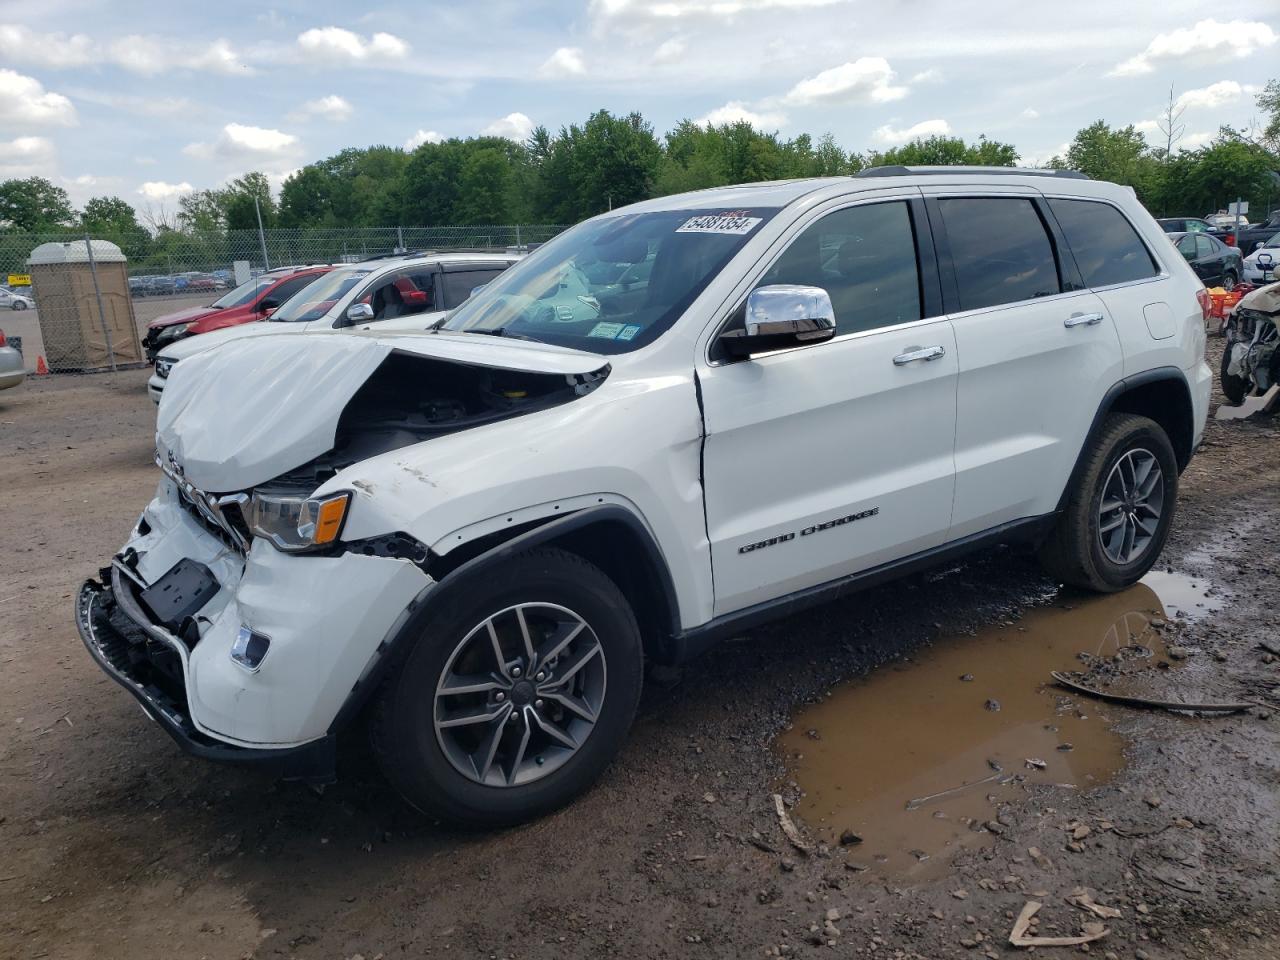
[267,351,610,493]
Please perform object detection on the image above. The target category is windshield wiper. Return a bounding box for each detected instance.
[462,327,539,342]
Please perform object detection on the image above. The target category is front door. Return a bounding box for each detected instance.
[698,197,958,616]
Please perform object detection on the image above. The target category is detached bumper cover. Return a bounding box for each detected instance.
[76,572,336,779]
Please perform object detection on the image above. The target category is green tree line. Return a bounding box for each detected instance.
[2,84,1277,256]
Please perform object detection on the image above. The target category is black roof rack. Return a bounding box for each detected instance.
[855,165,1088,180]
[358,249,436,262]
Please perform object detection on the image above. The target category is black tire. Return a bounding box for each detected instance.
[1222,270,1238,292]
[1037,414,1178,592]
[12,301,26,310]
[371,548,643,826]
[1219,341,1249,405]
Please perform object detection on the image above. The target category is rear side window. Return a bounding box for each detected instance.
[937,198,1060,311]
[1195,235,1216,258]
[442,268,508,309]
[1048,199,1159,288]
[760,200,922,335]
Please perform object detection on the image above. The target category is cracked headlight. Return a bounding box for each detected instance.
[246,490,350,552]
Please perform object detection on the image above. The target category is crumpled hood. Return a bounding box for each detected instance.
[1239,280,1280,315]
[147,305,216,330]
[155,330,608,492]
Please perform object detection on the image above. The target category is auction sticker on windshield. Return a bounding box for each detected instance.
[677,211,763,235]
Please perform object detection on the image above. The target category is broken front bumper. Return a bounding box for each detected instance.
[76,477,432,767]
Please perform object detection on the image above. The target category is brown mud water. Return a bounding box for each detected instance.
[777,572,1220,879]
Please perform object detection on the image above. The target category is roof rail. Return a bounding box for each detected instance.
[358,249,436,262]
[855,165,1088,180]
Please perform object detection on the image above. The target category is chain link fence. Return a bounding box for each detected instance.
[0,225,568,373]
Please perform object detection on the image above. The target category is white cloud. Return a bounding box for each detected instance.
[0,136,56,177]
[296,27,409,63]
[1111,19,1277,77]
[0,69,77,126]
[288,94,354,122]
[653,36,687,63]
[0,29,253,75]
[135,156,158,166]
[784,58,908,106]
[0,26,95,68]
[695,101,787,129]
[137,181,194,201]
[873,118,952,144]
[540,47,586,78]
[591,0,844,25]
[481,112,535,141]
[1134,119,1160,136]
[67,89,194,117]
[106,36,254,76]
[184,123,300,161]
[405,129,444,150]
[910,68,942,84]
[1174,80,1251,112]
[1182,131,1214,150]
[1021,107,1040,119]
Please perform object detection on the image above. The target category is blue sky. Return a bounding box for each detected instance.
[0,0,1277,217]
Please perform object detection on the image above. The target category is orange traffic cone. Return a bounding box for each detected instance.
[35,355,49,375]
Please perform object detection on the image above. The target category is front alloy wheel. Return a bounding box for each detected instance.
[434,602,606,787]
[372,548,643,826]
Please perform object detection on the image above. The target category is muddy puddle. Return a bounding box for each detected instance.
[778,572,1220,879]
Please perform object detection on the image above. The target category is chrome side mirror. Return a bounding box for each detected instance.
[718,285,836,358]
[344,302,374,325]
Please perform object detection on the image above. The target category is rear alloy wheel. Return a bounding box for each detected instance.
[12,300,27,310]
[1222,271,1238,292]
[1037,413,1178,592]
[372,548,643,826]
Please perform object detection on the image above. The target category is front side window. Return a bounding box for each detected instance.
[441,207,779,353]
[363,268,437,321]
[1048,199,1158,288]
[758,201,922,335]
[939,197,1061,311]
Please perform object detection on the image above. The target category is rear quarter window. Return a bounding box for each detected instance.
[1048,199,1159,288]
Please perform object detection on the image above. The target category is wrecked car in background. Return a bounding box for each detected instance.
[1220,280,1280,406]
[78,168,1209,825]
[147,253,521,404]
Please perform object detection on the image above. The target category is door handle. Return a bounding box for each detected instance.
[1064,312,1104,328]
[893,345,946,365]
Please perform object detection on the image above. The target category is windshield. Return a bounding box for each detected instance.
[440,207,778,353]
[211,276,274,309]
[269,268,373,322]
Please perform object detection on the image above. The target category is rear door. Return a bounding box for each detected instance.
[1195,235,1224,285]
[926,191,1125,539]
[698,194,958,615]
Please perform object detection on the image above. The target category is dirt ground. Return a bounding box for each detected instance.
[2,340,1279,960]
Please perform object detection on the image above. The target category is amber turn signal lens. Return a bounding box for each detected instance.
[313,494,349,545]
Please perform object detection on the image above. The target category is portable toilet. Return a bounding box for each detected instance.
[26,239,144,371]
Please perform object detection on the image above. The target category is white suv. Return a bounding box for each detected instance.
[147,252,522,403]
[79,168,1211,825]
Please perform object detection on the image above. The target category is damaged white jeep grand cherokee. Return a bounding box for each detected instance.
[78,168,1211,825]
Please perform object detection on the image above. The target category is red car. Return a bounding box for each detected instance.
[142,265,334,362]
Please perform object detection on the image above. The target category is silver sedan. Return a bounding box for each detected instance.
[0,330,25,391]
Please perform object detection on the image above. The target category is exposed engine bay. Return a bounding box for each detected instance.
[1225,284,1280,393]
[264,351,609,493]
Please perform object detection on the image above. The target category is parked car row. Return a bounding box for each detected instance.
[129,272,231,298]
[147,252,521,401]
[1157,211,1280,258]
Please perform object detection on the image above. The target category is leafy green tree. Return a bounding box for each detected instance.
[178,190,226,234]
[868,134,1018,168]
[279,166,338,227]
[570,111,662,218]
[80,196,151,259]
[1258,79,1280,152]
[222,172,277,232]
[0,177,75,231]
[456,147,515,223]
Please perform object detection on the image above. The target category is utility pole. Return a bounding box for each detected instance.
[254,194,270,271]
